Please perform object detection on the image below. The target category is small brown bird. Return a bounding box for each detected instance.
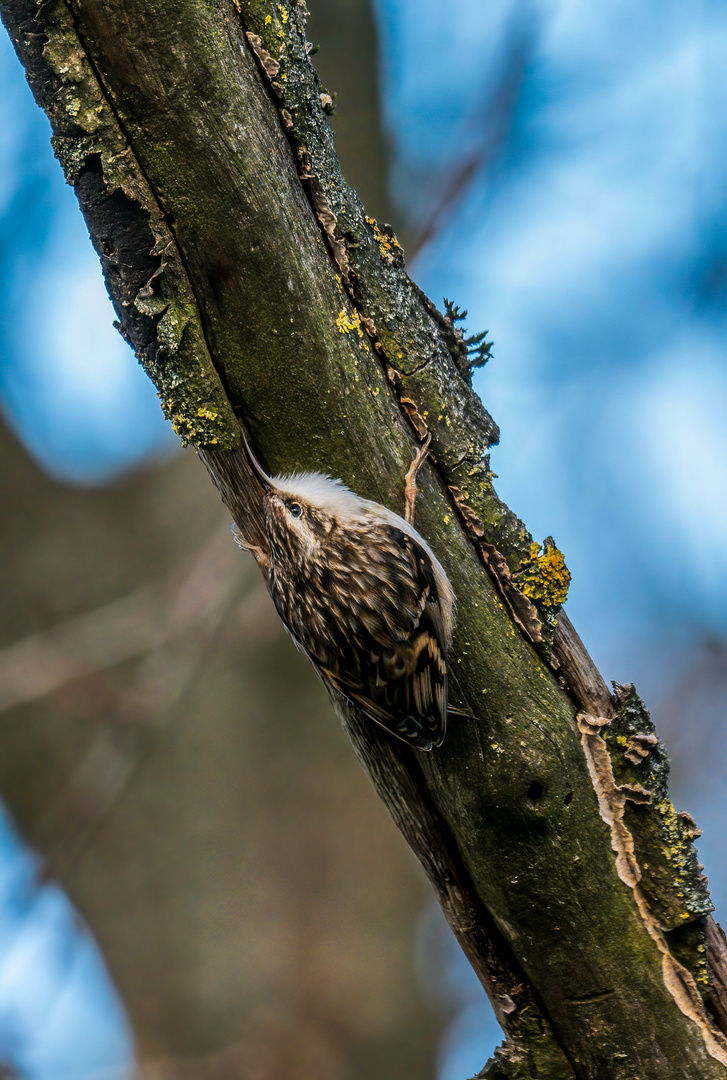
[233,436,454,750]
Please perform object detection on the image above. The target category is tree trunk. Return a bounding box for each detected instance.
[2,1,727,1076]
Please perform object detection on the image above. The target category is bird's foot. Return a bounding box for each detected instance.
[404,434,432,526]
[230,523,270,571]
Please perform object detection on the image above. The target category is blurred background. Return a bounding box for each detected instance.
[1,0,726,1077]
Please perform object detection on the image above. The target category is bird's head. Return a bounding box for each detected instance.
[242,432,366,564]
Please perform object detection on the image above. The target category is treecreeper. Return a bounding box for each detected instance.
[233,433,454,750]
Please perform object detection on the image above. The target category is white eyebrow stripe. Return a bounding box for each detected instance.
[270,471,367,520]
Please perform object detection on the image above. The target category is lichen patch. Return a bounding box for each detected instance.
[336,309,363,337]
[515,538,571,608]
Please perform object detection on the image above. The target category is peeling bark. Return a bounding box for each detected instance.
[3,0,727,1076]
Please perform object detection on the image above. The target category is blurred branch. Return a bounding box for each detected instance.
[406,15,534,263]
[0,586,166,712]
[33,524,256,880]
[305,0,393,227]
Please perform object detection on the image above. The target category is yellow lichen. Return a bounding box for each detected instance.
[654,799,693,894]
[336,309,364,337]
[366,215,403,263]
[515,537,571,607]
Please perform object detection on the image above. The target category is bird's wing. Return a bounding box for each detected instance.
[320,629,446,750]
[317,524,448,750]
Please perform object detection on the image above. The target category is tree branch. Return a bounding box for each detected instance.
[3,0,727,1075]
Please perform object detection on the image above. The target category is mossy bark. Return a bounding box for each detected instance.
[2,0,727,1076]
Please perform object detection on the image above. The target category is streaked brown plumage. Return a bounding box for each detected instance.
[234,441,454,750]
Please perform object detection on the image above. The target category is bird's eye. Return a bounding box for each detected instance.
[288,502,303,518]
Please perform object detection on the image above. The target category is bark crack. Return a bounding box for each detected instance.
[577,712,727,1065]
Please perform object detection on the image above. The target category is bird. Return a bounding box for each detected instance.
[232,434,455,750]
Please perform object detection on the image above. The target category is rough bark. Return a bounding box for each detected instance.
[2,0,727,1076]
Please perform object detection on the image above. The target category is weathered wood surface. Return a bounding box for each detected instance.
[3,0,727,1075]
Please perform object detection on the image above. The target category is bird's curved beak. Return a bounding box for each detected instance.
[241,430,274,493]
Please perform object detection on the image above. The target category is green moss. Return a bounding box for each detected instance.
[479,1036,577,1080]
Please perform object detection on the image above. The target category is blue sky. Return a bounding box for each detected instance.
[0,807,132,1080]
